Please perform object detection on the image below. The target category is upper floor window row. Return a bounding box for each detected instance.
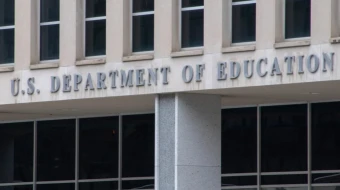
[0,0,313,64]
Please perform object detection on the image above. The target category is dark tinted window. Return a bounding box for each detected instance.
[0,0,14,26]
[79,181,118,190]
[285,0,311,39]
[261,104,307,172]
[79,116,119,179]
[37,119,75,181]
[122,114,154,177]
[86,0,106,18]
[85,20,106,56]
[0,122,34,183]
[133,14,154,52]
[122,180,154,190]
[37,184,74,190]
[182,9,204,48]
[0,28,14,63]
[222,107,257,174]
[232,2,256,43]
[312,102,340,171]
[40,25,59,60]
[182,0,203,7]
[222,176,257,187]
[133,0,154,12]
[0,186,33,190]
[40,0,59,22]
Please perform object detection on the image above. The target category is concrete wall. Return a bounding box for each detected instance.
[1,0,338,105]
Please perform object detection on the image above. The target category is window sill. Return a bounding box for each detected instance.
[171,49,204,58]
[330,37,340,44]
[122,54,154,62]
[222,45,256,53]
[76,57,106,66]
[274,40,311,49]
[30,62,59,70]
[0,65,14,73]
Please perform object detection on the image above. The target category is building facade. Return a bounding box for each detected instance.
[0,0,340,190]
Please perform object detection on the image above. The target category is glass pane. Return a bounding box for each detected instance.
[133,0,154,12]
[285,0,310,39]
[122,114,154,178]
[182,0,203,7]
[40,25,59,61]
[312,173,340,184]
[37,119,75,181]
[222,108,257,174]
[312,102,340,171]
[133,15,154,52]
[0,186,33,190]
[85,20,105,57]
[232,3,256,43]
[122,180,154,189]
[261,175,307,185]
[40,0,59,22]
[0,28,14,64]
[86,0,106,18]
[262,187,308,190]
[0,0,14,26]
[181,9,204,48]
[79,116,119,179]
[0,122,33,183]
[261,104,307,172]
[313,187,340,190]
[37,184,74,190]
[222,176,257,187]
[79,181,118,190]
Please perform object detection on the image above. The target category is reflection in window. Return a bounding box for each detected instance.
[312,102,340,171]
[132,0,154,52]
[232,0,256,43]
[261,104,307,173]
[79,116,119,179]
[0,0,14,64]
[122,114,154,178]
[222,107,257,174]
[0,122,34,183]
[181,0,204,48]
[40,0,60,61]
[36,184,74,190]
[285,0,310,39]
[37,119,75,181]
[122,180,154,190]
[85,0,106,57]
[79,181,118,190]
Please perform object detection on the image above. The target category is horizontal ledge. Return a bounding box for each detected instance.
[222,45,256,53]
[171,49,204,58]
[330,37,340,44]
[30,62,59,70]
[0,65,14,72]
[274,40,311,49]
[76,58,106,66]
[123,54,154,62]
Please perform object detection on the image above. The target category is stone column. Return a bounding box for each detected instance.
[155,93,221,190]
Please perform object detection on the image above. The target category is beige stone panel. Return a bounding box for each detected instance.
[15,0,38,70]
[204,0,223,54]
[256,0,276,49]
[60,0,82,66]
[311,0,332,44]
[154,0,173,58]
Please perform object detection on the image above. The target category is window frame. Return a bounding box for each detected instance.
[231,0,256,45]
[38,0,60,63]
[84,0,107,59]
[130,0,155,54]
[179,0,204,50]
[0,0,15,65]
[283,0,311,41]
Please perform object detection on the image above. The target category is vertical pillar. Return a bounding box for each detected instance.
[204,0,223,54]
[311,0,332,44]
[256,0,276,49]
[60,0,83,66]
[155,93,221,190]
[15,0,38,70]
